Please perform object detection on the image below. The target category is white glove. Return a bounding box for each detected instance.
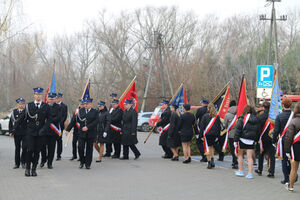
[195,135,199,139]
[103,132,107,138]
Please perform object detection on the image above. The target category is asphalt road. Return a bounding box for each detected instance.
[0,132,299,200]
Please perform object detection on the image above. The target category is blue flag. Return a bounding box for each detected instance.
[82,78,91,100]
[50,71,55,93]
[269,75,282,123]
[169,84,187,115]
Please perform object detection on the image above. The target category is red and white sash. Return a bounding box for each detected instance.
[291,131,300,160]
[234,114,250,156]
[222,115,237,152]
[110,124,121,132]
[259,119,270,153]
[159,124,170,136]
[276,112,294,159]
[203,116,217,154]
[50,123,62,136]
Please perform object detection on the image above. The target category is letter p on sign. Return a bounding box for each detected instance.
[261,68,270,81]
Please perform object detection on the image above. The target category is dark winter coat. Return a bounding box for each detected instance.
[9,109,26,136]
[108,106,123,143]
[284,114,300,153]
[121,107,138,145]
[157,107,171,146]
[272,110,293,144]
[257,109,271,143]
[195,106,208,135]
[44,103,62,137]
[200,113,221,137]
[178,112,195,142]
[77,108,99,139]
[58,102,68,131]
[167,112,181,148]
[96,107,111,143]
[234,114,259,142]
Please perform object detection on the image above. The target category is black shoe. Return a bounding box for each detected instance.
[211,158,215,167]
[103,153,111,157]
[232,164,238,169]
[31,169,37,177]
[13,165,19,169]
[77,158,81,161]
[218,153,224,161]
[134,154,141,160]
[96,160,102,163]
[188,157,191,163]
[200,157,208,162]
[25,169,31,177]
[267,173,274,178]
[21,163,26,169]
[255,169,262,176]
[70,156,77,161]
[162,155,173,159]
[171,156,179,161]
[47,164,53,169]
[183,159,190,164]
[85,165,91,169]
[40,162,45,168]
[207,161,212,169]
[111,155,120,159]
[79,163,84,169]
[281,180,288,184]
[56,157,61,161]
[120,156,129,160]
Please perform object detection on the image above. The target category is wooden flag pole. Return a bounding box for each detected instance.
[211,81,230,104]
[143,83,183,144]
[119,76,137,101]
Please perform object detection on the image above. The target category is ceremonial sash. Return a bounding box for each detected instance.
[234,114,250,156]
[50,123,62,136]
[276,112,294,159]
[159,124,170,136]
[291,131,300,160]
[203,116,217,154]
[110,124,121,132]
[259,119,270,153]
[222,115,237,152]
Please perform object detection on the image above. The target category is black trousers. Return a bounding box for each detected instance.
[41,136,57,165]
[214,134,225,156]
[229,138,237,165]
[196,138,206,158]
[105,143,112,154]
[25,135,44,169]
[123,144,140,158]
[112,143,121,156]
[72,134,79,158]
[56,135,63,158]
[14,135,26,166]
[161,145,173,157]
[258,142,275,175]
[281,144,291,182]
[78,137,94,167]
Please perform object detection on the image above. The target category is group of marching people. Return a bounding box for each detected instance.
[157,98,300,191]
[9,88,141,177]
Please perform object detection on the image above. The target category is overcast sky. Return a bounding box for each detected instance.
[22,0,300,37]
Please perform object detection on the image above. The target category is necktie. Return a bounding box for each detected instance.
[36,103,40,108]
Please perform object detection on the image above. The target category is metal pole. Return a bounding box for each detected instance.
[267,2,274,65]
[157,32,166,99]
[162,47,174,96]
[141,52,154,112]
[273,5,279,67]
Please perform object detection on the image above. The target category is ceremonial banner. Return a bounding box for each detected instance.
[169,84,188,115]
[44,71,56,102]
[119,79,138,113]
[212,83,231,120]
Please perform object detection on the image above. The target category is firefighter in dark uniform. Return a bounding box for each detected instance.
[65,99,85,161]
[77,98,98,169]
[120,99,141,160]
[103,93,118,157]
[56,93,68,160]
[156,100,173,159]
[195,98,209,162]
[109,99,123,158]
[40,93,62,169]
[9,98,27,169]
[15,87,50,177]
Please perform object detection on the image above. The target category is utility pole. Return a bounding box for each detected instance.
[259,0,287,69]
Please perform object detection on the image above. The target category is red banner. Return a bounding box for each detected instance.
[119,81,138,113]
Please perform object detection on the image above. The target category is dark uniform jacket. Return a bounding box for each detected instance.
[44,103,62,137]
[200,113,221,137]
[257,109,271,143]
[109,106,123,143]
[157,107,171,146]
[15,101,49,136]
[121,107,138,145]
[96,107,111,142]
[284,114,300,153]
[58,102,68,131]
[77,108,99,139]
[272,110,292,144]
[195,106,208,135]
[168,112,180,138]
[178,112,196,137]
[234,114,259,142]
[66,109,80,136]
[9,109,26,136]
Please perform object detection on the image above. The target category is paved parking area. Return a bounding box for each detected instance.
[0,133,299,200]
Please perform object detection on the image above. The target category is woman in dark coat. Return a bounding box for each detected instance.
[200,103,221,169]
[94,101,111,162]
[179,104,195,164]
[234,105,259,179]
[167,104,181,161]
[284,103,300,191]
[120,99,141,160]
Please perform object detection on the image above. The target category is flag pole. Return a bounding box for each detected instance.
[119,76,137,101]
[144,83,183,144]
[211,81,230,104]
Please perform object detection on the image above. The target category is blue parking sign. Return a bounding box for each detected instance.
[257,65,274,88]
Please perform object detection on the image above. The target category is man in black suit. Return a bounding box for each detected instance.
[109,99,123,158]
[55,93,68,160]
[40,93,62,169]
[66,98,98,169]
[15,87,50,177]
[9,98,27,169]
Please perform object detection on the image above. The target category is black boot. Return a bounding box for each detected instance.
[218,153,224,161]
[200,156,207,162]
[255,169,262,176]
[31,165,37,177]
[40,162,45,168]
[207,161,212,169]
[13,164,19,169]
[21,163,26,169]
[47,163,53,169]
[171,156,179,161]
[103,153,111,157]
[211,158,215,168]
[25,164,31,177]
